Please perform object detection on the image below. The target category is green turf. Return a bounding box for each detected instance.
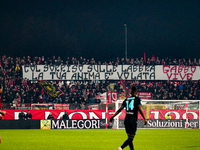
[0,129,200,150]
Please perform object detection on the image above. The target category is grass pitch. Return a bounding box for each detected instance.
[0,129,200,150]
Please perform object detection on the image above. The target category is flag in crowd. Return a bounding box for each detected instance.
[37,80,64,98]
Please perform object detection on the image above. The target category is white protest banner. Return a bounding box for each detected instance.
[22,65,155,80]
[155,65,200,80]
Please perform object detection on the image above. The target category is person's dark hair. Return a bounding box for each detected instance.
[131,86,137,93]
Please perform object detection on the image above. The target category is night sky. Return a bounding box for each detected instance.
[0,0,200,61]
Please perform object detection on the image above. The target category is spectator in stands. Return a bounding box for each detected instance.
[5,91,13,104]
[47,112,54,120]
[42,93,49,103]
[18,110,26,120]
[62,111,69,120]
[12,98,18,109]
[38,94,43,103]
[25,110,32,120]
[15,92,21,103]
[54,97,63,103]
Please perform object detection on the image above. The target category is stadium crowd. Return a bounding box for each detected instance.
[0,55,200,109]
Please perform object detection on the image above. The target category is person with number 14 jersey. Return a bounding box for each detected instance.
[109,86,147,150]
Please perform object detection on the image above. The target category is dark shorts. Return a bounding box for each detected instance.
[124,116,137,135]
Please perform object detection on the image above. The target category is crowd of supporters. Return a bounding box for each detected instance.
[0,55,200,109]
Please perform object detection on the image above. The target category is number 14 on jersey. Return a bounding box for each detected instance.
[126,99,135,111]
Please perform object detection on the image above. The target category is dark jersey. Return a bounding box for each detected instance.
[18,113,26,120]
[62,114,69,120]
[122,96,142,118]
[25,113,32,120]
[47,115,54,120]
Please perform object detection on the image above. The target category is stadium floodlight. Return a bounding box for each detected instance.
[124,24,127,60]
